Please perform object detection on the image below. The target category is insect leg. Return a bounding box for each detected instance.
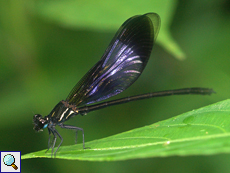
[59,124,86,149]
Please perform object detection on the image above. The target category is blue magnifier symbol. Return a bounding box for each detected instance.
[3,154,18,170]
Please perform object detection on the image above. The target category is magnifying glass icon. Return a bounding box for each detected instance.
[3,154,18,170]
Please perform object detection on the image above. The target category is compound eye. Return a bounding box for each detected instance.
[34,114,42,119]
[33,114,46,131]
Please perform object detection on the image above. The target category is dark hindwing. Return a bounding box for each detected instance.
[66,13,161,106]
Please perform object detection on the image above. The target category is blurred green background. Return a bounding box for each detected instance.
[1,0,230,172]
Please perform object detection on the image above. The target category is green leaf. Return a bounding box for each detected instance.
[30,0,185,60]
[22,99,230,160]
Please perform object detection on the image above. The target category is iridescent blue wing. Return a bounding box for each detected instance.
[66,13,160,106]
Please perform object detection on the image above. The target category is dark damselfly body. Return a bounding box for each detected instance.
[33,13,214,156]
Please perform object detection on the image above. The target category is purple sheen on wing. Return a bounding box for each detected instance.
[116,44,128,60]
[88,85,99,96]
[66,13,159,106]
[127,55,140,61]
[124,70,140,74]
[90,43,131,86]
[102,40,119,67]
[86,89,123,105]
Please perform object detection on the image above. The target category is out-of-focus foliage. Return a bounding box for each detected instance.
[31,0,185,59]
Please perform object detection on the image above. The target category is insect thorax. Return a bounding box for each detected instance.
[48,101,78,123]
